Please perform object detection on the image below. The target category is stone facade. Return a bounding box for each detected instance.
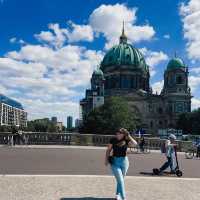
[80,27,192,134]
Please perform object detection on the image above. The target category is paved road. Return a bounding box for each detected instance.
[0,146,199,178]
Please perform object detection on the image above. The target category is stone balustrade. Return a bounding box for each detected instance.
[0,132,192,151]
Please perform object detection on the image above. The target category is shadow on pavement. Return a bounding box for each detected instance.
[140,171,154,176]
[61,198,115,200]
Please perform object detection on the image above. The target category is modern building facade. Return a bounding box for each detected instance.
[0,94,27,127]
[67,116,73,129]
[51,116,58,124]
[80,25,192,134]
[75,118,81,128]
[56,121,63,132]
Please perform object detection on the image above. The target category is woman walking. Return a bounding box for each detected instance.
[105,128,137,200]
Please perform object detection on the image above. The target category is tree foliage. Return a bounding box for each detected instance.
[26,118,62,132]
[81,96,140,135]
[177,108,200,135]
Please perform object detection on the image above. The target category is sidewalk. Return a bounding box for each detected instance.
[0,175,199,200]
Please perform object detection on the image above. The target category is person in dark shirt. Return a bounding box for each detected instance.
[139,136,145,152]
[105,128,137,200]
[11,126,18,146]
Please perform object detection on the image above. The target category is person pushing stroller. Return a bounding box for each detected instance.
[158,134,177,174]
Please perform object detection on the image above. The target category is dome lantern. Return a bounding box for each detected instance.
[119,21,127,44]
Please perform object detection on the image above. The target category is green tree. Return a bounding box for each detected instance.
[81,96,140,135]
[26,118,58,132]
[177,108,200,135]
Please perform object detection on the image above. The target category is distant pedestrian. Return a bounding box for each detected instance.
[105,128,137,200]
[18,130,23,145]
[196,139,200,158]
[11,126,18,146]
[139,136,145,152]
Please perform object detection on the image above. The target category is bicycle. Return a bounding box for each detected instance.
[129,145,150,154]
[185,147,196,159]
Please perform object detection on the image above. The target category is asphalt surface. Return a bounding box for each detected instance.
[0,146,199,178]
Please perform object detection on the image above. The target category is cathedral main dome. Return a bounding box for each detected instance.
[101,43,148,73]
[98,23,150,94]
[100,24,149,74]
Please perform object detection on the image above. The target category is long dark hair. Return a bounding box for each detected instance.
[118,128,129,140]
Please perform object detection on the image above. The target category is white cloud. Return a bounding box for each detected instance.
[190,67,200,74]
[163,34,170,39]
[9,37,17,43]
[89,4,155,49]
[151,80,164,94]
[35,31,55,43]
[35,22,94,49]
[18,98,79,122]
[180,0,200,61]
[192,98,200,110]
[35,23,68,49]
[0,85,7,94]
[67,21,94,42]
[0,42,103,122]
[188,75,200,93]
[140,48,168,76]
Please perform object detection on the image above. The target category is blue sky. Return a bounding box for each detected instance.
[0,0,200,124]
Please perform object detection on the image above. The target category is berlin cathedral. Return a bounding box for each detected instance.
[80,25,192,134]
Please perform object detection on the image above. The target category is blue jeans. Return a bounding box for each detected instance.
[111,156,129,199]
[159,157,173,172]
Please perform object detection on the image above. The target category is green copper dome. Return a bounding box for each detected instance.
[101,43,149,72]
[101,22,148,73]
[167,57,186,70]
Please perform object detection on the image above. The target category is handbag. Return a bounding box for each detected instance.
[108,155,114,164]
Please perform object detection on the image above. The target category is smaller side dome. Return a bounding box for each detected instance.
[167,57,186,70]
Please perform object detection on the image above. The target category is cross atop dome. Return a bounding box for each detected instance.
[119,21,127,44]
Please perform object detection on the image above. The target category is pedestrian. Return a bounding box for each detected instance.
[105,128,137,200]
[196,138,200,158]
[158,134,177,174]
[139,135,145,152]
[11,126,18,146]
